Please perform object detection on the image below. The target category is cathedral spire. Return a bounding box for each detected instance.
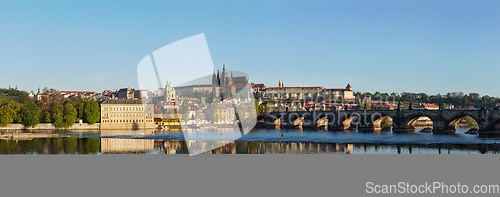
[231,69,233,78]
[212,68,218,86]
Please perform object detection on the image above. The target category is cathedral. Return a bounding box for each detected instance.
[212,64,233,86]
[211,64,248,99]
[173,64,248,99]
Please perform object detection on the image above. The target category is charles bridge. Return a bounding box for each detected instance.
[259,107,500,133]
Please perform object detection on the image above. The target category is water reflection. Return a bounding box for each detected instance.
[2,137,500,154]
[0,138,99,154]
[101,138,154,154]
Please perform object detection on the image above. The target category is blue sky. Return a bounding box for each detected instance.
[1,0,499,96]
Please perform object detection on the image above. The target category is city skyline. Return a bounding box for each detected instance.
[1,1,500,96]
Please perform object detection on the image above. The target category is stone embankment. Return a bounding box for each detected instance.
[0,132,65,140]
[0,123,100,130]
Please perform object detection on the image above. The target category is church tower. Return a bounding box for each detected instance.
[346,84,352,91]
[165,81,176,101]
[212,69,218,86]
[228,69,233,85]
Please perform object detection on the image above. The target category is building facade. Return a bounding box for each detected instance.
[265,80,354,101]
[100,99,155,129]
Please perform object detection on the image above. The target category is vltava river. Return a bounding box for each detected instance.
[1,128,499,154]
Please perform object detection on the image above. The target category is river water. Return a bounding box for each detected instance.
[1,127,500,154]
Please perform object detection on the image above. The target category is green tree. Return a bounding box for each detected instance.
[52,101,64,128]
[254,91,261,99]
[62,101,77,128]
[381,116,392,128]
[77,102,85,119]
[0,100,21,127]
[19,102,41,128]
[44,112,51,123]
[358,102,370,110]
[83,100,100,124]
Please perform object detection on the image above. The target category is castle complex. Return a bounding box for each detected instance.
[174,64,249,98]
[265,80,354,101]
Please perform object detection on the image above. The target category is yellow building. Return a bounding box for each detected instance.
[100,99,155,129]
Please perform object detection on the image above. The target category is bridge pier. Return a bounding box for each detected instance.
[280,113,303,129]
[264,117,281,128]
[431,120,453,133]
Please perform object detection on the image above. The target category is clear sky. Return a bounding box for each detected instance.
[1,0,499,96]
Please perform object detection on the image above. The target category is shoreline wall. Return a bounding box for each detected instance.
[0,123,100,130]
[0,122,157,130]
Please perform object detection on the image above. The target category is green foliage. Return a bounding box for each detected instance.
[255,100,269,116]
[254,91,261,99]
[0,88,31,104]
[458,116,478,125]
[359,102,371,110]
[52,101,64,128]
[44,112,51,123]
[83,101,100,124]
[396,92,500,109]
[77,102,85,119]
[381,116,392,128]
[0,100,21,127]
[62,101,77,128]
[19,102,41,128]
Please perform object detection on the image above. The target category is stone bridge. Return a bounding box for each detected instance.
[259,109,500,133]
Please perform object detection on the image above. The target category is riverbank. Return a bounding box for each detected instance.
[0,123,100,130]
[0,132,66,140]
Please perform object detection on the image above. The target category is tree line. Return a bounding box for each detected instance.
[0,87,100,128]
[355,91,500,109]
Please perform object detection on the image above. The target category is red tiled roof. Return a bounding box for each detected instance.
[421,103,439,108]
[233,84,249,88]
[325,89,348,91]
[60,91,99,94]
[154,106,164,113]
[252,83,266,88]
[266,87,324,90]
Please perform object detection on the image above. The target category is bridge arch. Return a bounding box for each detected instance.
[372,115,394,131]
[446,114,479,131]
[335,113,360,130]
[404,114,435,131]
